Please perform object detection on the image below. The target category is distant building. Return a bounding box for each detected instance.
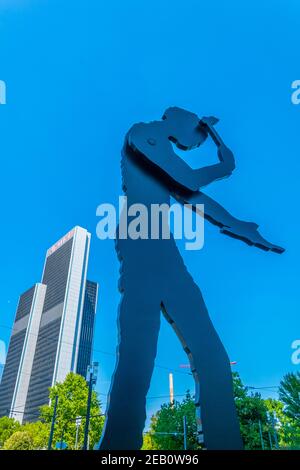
[0,227,98,423]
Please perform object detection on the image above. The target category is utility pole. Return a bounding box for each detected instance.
[47,395,58,450]
[268,430,273,450]
[258,420,265,450]
[183,415,188,450]
[169,373,174,405]
[83,362,99,450]
[269,412,279,449]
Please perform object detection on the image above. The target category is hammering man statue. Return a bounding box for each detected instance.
[98,107,284,450]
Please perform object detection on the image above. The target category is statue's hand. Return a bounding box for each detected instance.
[218,145,235,172]
[200,116,219,127]
[220,221,285,254]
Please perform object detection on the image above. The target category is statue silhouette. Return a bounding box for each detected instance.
[98,107,284,450]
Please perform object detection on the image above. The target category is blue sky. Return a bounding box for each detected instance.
[0,0,299,422]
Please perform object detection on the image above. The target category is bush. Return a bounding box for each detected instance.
[3,431,34,450]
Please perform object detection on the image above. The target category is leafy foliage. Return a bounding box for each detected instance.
[144,373,300,450]
[3,431,33,450]
[233,372,271,449]
[0,416,21,448]
[21,421,49,449]
[265,398,300,449]
[40,372,104,450]
[278,372,300,421]
[1,371,300,450]
[143,391,200,450]
[0,416,50,450]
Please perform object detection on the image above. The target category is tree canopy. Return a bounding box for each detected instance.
[143,372,300,450]
[1,371,299,450]
[0,416,21,448]
[3,431,33,450]
[40,372,104,450]
[143,391,200,450]
[279,372,300,421]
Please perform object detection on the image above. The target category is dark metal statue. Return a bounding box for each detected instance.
[98,107,284,450]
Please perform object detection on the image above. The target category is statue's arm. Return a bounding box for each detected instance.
[175,190,285,254]
[127,123,235,193]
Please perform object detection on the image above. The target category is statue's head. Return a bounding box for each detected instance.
[162,106,207,150]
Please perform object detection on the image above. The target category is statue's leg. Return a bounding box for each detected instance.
[162,266,243,450]
[98,284,161,450]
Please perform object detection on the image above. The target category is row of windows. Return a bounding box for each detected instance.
[23,318,62,422]
[42,238,73,313]
[15,286,35,322]
[0,330,26,417]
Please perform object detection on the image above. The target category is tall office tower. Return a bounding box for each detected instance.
[0,284,46,421]
[0,226,98,423]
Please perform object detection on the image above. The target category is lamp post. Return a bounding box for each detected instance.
[83,362,99,450]
[75,416,82,450]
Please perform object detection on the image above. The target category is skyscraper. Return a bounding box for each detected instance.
[0,227,98,423]
[0,284,46,420]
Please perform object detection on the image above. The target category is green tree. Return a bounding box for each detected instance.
[233,372,271,449]
[3,431,33,450]
[143,391,200,450]
[40,372,104,450]
[144,373,292,451]
[142,432,156,450]
[142,372,300,451]
[278,372,300,422]
[266,387,300,450]
[21,421,49,450]
[264,398,284,448]
[0,416,21,448]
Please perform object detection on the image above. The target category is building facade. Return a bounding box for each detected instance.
[0,284,46,420]
[0,227,98,423]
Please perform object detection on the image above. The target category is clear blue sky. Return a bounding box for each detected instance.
[0,0,299,422]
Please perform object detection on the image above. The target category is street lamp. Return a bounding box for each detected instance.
[83,362,99,450]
